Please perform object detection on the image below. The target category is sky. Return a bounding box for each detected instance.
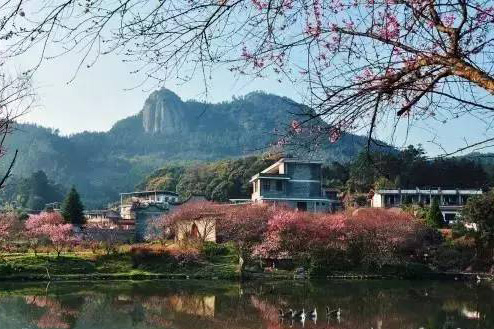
[11,48,494,157]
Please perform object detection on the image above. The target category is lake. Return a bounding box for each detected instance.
[0,280,492,329]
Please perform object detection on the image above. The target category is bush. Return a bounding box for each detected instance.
[167,247,202,266]
[129,244,202,269]
[429,244,474,271]
[202,242,235,259]
[129,245,172,268]
[451,222,468,239]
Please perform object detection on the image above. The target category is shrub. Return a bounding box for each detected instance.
[429,244,474,272]
[129,244,202,268]
[451,222,468,239]
[202,242,235,259]
[167,247,202,266]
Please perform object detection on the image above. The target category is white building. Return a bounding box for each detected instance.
[119,190,179,220]
[371,188,482,222]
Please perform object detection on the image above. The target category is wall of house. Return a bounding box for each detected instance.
[176,219,216,242]
[135,206,168,241]
[258,199,330,213]
[371,194,384,207]
[120,205,135,220]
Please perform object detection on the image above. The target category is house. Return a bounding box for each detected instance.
[371,188,482,222]
[250,158,338,212]
[119,191,214,242]
[119,190,179,220]
[119,190,179,241]
[84,209,121,228]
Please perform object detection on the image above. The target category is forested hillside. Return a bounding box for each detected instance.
[0,89,372,208]
[140,146,492,203]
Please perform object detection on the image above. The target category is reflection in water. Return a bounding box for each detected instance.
[0,280,491,329]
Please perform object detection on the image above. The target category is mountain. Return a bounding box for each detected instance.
[1,89,372,208]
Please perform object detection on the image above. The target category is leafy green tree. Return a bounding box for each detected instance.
[462,191,494,264]
[61,186,85,225]
[426,198,444,229]
[10,171,64,210]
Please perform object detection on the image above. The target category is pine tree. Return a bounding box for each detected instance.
[61,186,85,225]
[426,197,444,229]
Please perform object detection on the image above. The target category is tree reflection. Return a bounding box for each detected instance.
[0,281,489,329]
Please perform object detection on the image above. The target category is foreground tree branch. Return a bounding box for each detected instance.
[0,0,493,154]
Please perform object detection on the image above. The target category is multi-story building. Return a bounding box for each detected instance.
[371,188,483,222]
[250,158,338,212]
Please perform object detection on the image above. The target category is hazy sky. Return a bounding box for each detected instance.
[12,49,494,156]
[16,51,299,133]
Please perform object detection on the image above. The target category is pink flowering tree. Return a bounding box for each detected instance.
[345,208,424,268]
[45,224,77,257]
[253,209,346,267]
[3,1,494,153]
[25,212,77,257]
[217,203,274,268]
[0,212,22,257]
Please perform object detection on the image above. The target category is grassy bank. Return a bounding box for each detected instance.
[0,251,240,281]
[0,251,492,282]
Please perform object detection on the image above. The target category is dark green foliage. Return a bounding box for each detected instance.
[0,171,64,210]
[202,242,237,262]
[346,145,488,193]
[61,186,85,225]
[141,156,276,201]
[426,198,445,228]
[429,244,475,272]
[462,191,494,264]
[140,146,492,203]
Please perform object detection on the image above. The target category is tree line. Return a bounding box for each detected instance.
[140,146,492,202]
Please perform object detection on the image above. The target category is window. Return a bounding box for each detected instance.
[262,180,271,192]
[276,181,283,191]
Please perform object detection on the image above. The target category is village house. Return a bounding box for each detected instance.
[371,188,483,222]
[119,190,213,242]
[249,158,339,212]
[119,190,179,241]
[84,209,121,228]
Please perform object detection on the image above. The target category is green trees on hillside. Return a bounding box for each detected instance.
[141,156,276,201]
[139,147,490,203]
[0,171,64,210]
[344,146,488,193]
[61,187,85,225]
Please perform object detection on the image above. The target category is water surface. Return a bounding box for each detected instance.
[0,280,492,329]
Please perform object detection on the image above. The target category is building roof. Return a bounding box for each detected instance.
[375,188,482,195]
[120,190,179,196]
[260,158,323,174]
[259,197,335,202]
[249,173,291,183]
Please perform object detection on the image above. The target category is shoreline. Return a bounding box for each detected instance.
[0,271,491,283]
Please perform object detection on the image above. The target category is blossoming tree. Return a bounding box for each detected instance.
[0,212,22,256]
[2,0,494,152]
[25,212,77,256]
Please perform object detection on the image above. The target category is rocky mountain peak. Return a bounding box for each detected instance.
[142,88,186,134]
